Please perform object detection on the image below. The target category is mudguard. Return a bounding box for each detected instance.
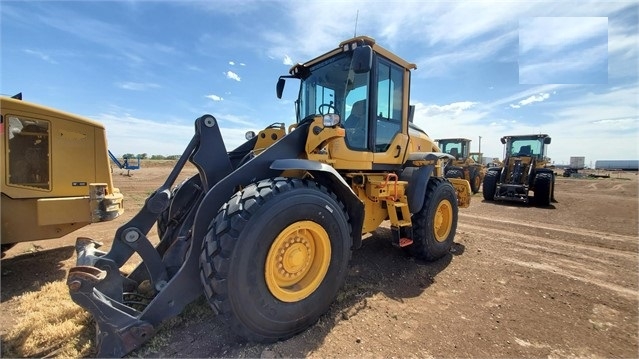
[269,158,365,249]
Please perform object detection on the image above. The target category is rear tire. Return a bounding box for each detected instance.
[483,169,500,201]
[200,177,352,342]
[408,178,458,261]
[445,168,463,179]
[469,168,481,194]
[533,172,553,206]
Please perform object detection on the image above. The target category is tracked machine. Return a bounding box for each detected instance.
[482,134,555,205]
[67,36,471,357]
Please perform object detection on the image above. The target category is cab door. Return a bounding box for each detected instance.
[372,57,409,167]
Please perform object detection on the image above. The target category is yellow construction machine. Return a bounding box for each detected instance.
[482,134,555,205]
[435,138,484,193]
[1,94,124,255]
[67,36,471,357]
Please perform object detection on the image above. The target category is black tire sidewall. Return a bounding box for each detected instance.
[410,179,458,261]
[225,186,351,339]
[469,167,480,193]
[534,172,553,206]
[445,168,463,179]
[483,169,499,200]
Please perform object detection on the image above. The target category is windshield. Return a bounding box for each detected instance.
[438,140,467,159]
[298,52,368,119]
[507,137,545,158]
[297,51,371,149]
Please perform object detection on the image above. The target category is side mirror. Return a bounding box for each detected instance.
[276,78,285,99]
[500,137,506,144]
[408,104,415,123]
[352,45,372,74]
[544,137,552,144]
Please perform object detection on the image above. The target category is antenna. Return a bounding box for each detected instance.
[354,10,359,37]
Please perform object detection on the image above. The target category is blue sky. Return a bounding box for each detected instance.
[1,1,637,165]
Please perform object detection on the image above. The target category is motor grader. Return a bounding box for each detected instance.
[482,134,554,206]
[0,94,124,256]
[67,36,471,357]
[435,138,484,193]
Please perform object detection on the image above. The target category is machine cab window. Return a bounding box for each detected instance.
[375,59,403,153]
[6,116,50,190]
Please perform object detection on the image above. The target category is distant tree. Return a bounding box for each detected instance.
[138,153,148,159]
[123,153,135,159]
[151,154,166,160]
[166,155,181,160]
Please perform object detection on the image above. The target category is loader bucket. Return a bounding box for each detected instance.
[66,115,233,357]
[67,114,315,357]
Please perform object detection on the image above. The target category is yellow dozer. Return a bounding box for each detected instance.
[67,36,471,357]
[1,94,124,255]
[435,138,484,193]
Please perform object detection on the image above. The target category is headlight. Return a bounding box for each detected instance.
[245,131,256,140]
[323,113,341,127]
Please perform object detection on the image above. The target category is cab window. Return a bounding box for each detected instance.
[6,116,50,190]
[375,59,403,152]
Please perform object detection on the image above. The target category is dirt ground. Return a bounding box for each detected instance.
[1,162,638,358]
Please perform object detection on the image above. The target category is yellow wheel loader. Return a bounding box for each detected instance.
[482,134,555,205]
[1,94,124,256]
[67,36,471,357]
[435,138,484,194]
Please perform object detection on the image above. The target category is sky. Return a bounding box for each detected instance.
[1,1,638,166]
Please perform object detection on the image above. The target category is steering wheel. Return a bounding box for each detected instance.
[318,103,336,116]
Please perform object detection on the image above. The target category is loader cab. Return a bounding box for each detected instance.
[501,134,551,161]
[435,138,471,161]
[277,36,435,171]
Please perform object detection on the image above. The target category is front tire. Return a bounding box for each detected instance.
[533,172,553,206]
[200,177,352,342]
[408,178,458,261]
[483,169,500,201]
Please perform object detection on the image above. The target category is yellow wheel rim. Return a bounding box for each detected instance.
[265,221,331,302]
[433,199,453,242]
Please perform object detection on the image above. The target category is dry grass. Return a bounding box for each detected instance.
[1,281,95,358]
[1,262,143,358]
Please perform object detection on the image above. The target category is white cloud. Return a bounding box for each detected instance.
[229,61,235,65]
[94,110,251,156]
[116,82,161,91]
[510,93,551,108]
[489,84,565,108]
[519,17,607,55]
[283,55,293,66]
[23,49,57,64]
[421,101,478,116]
[225,71,241,81]
[206,94,223,101]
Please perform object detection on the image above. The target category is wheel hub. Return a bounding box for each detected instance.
[434,200,453,242]
[265,221,331,302]
[278,239,312,281]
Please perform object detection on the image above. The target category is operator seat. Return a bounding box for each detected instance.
[343,100,367,148]
[518,145,532,156]
[449,148,460,159]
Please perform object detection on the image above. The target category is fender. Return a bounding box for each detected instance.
[270,158,365,250]
[400,165,433,213]
[401,152,448,213]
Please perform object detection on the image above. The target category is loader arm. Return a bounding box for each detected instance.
[67,115,318,357]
